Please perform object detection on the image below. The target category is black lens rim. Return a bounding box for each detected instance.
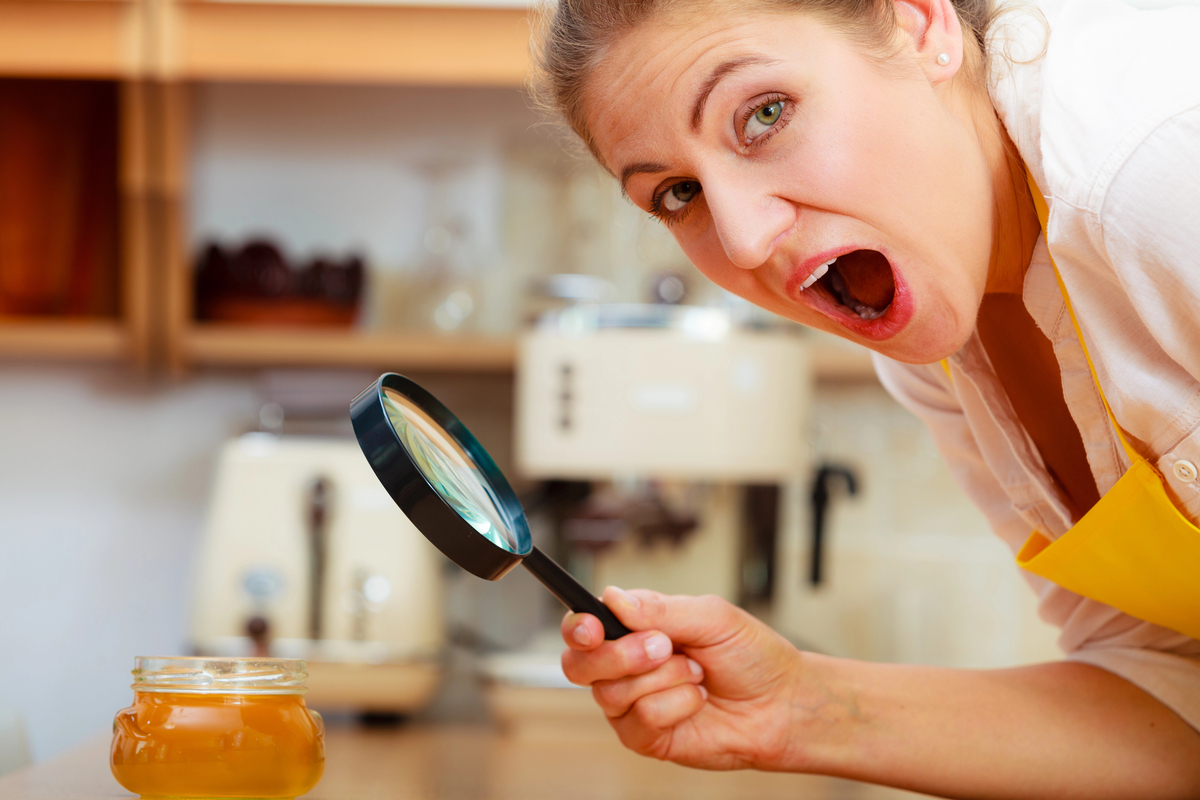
[350,373,531,580]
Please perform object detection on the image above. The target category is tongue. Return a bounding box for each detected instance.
[835,250,895,310]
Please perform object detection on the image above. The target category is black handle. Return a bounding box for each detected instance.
[521,547,632,640]
[809,465,858,586]
[307,476,331,640]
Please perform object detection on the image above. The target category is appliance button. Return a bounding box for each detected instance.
[1171,459,1198,484]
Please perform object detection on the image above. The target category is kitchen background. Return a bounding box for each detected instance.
[0,0,1060,782]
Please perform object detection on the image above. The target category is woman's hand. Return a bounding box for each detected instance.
[561,587,822,771]
[563,588,1200,798]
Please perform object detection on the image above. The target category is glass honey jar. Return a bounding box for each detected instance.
[111,657,325,799]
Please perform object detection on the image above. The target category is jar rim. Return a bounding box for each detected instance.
[132,656,308,695]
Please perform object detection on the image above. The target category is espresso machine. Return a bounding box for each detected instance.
[516,303,812,604]
[190,433,444,712]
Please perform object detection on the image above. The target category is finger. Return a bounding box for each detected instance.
[602,587,748,649]
[561,611,606,651]
[611,683,708,753]
[592,655,705,718]
[561,629,675,686]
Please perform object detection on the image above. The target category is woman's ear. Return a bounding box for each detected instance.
[893,0,965,83]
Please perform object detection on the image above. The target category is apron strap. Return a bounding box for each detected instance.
[1024,169,1141,466]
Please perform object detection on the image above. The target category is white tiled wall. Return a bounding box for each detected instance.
[774,376,1062,669]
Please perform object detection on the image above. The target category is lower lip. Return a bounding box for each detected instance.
[792,256,914,342]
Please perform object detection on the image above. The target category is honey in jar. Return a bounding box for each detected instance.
[111,657,324,799]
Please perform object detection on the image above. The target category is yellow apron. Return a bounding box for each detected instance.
[948,173,1200,640]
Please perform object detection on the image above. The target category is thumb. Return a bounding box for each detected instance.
[601,587,747,648]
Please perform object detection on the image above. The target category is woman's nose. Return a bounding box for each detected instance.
[704,181,794,270]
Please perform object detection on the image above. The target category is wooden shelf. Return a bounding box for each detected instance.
[177,324,877,380]
[0,0,144,78]
[183,325,517,371]
[168,2,531,84]
[0,0,532,83]
[0,318,128,360]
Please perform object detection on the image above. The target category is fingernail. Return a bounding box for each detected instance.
[698,685,708,701]
[612,587,640,609]
[644,633,671,661]
[573,625,593,647]
[687,658,703,677]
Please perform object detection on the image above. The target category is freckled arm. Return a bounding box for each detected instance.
[788,655,1200,800]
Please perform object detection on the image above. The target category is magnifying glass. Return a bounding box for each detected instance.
[350,373,631,640]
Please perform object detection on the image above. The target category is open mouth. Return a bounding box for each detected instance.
[798,249,896,321]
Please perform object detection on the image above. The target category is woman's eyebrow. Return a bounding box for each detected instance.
[690,56,778,131]
[619,161,670,197]
[617,57,778,197]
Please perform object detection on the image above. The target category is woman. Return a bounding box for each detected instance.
[534,0,1200,796]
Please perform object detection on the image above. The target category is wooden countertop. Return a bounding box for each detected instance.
[0,722,928,799]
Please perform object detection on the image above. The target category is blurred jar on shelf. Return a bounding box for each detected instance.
[374,157,508,335]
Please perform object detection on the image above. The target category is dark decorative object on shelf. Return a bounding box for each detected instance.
[194,239,364,327]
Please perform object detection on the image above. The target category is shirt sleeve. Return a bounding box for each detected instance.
[870,355,1043,556]
[872,354,1200,733]
[1098,101,1200,383]
[1081,45,1200,732]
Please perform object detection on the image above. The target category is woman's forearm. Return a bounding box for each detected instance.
[788,655,1200,800]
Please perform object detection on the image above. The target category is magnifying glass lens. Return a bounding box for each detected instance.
[355,374,631,640]
[380,387,519,553]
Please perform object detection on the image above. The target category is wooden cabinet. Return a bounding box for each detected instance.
[0,73,152,364]
[155,4,533,373]
[0,0,152,362]
[0,0,532,371]
[0,2,873,379]
[153,78,527,374]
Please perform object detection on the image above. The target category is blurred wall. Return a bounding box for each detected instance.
[774,379,1062,668]
[189,83,535,269]
[0,365,259,762]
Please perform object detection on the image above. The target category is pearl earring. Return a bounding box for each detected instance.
[937,53,951,66]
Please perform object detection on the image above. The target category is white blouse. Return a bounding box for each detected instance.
[874,0,1200,728]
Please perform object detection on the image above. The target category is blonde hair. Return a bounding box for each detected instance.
[532,0,996,162]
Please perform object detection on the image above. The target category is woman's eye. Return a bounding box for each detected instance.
[745,100,785,142]
[662,180,701,212]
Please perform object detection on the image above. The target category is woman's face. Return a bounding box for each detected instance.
[584,9,994,364]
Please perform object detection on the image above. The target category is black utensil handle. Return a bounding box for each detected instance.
[521,547,632,640]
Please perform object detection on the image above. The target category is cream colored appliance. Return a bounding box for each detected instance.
[518,305,809,482]
[516,305,811,601]
[190,434,443,712]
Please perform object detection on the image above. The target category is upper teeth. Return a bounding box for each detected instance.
[799,259,836,291]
